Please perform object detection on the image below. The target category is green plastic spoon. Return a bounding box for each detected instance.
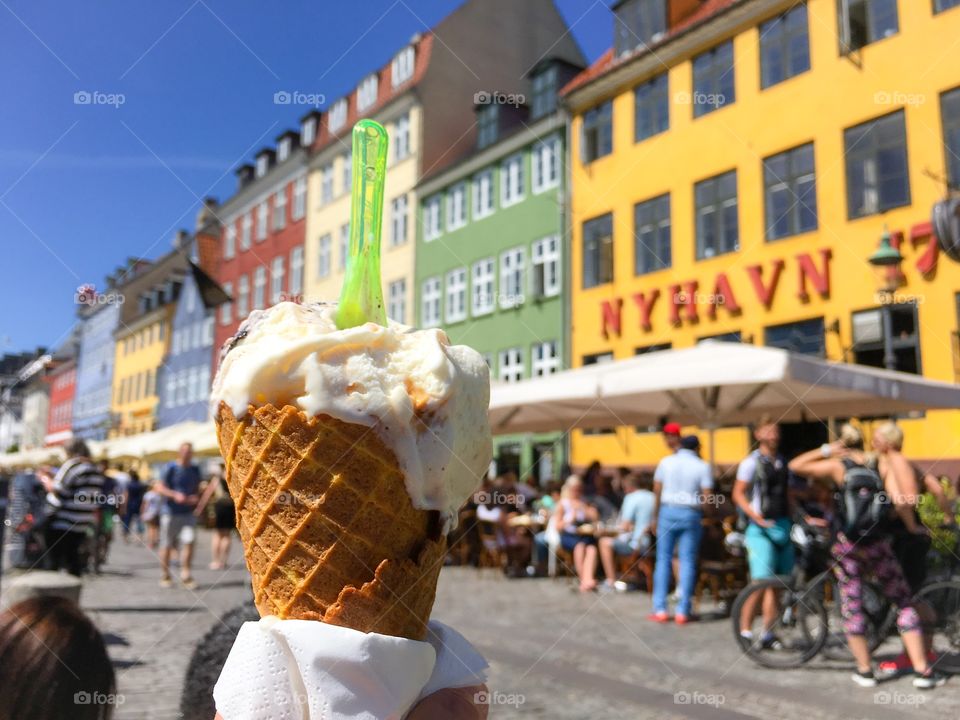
[335,119,389,329]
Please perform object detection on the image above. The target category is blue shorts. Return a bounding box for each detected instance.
[744,518,795,579]
[561,531,596,552]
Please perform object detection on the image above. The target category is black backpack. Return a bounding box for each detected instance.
[835,458,891,540]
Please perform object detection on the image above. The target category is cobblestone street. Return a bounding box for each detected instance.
[59,529,960,719]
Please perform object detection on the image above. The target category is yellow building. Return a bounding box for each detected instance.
[564,0,960,474]
[111,249,188,437]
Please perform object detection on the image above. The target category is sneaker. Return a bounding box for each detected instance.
[913,669,947,689]
[851,670,877,688]
[647,612,671,623]
[181,576,197,590]
[674,614,690,625]
[613,580,630,592]
[761,633,784,650]
[159,577,173,588]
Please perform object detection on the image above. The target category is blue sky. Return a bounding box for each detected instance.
[0,0,613,354]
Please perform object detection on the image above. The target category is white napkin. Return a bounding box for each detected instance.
[213,618,488,720]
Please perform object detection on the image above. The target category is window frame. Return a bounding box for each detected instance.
[387,278,406,324]
[421,276,441,327]
[634,193,672,275]
[532,137,560,194]
[763,142,818,240]
[445,267,468,323]
[759,4,811,89]
[634,72,669,142]
[500,153,525,207]
[498,347,525,383]
[390,194,408,246]
[500,247,526,309]
[471,257,496,316]
[318,234,332,278]
[843,110,911,220]
[424,195,443,241]
[446,183,468,230]
[531,235,561,298]
[694,170,739,260]
[581,101,613,163]
[472,169,495,219]
[692,40,736,117]
[582,213,614,289]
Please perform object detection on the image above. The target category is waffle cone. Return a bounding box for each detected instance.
[215,402,446,641]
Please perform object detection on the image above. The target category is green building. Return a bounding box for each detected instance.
[414,58,584,486]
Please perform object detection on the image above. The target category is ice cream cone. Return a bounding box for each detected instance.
[216,401,446,641]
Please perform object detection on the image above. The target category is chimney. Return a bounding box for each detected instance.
[173,229,191,250]
[236,164,255,190]
[195,197,219,231]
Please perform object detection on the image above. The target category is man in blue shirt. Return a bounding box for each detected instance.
[599,472,655,589]
[157,442,201,588]
[649,435,714,624]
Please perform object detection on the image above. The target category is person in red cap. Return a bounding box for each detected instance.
[662,423,682,453]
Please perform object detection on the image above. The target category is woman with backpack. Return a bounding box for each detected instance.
[789,423,946,690]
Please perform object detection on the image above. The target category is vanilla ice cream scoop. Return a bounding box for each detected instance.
[211,301,491,527]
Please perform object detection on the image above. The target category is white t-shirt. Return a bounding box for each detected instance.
[654,449,714,507]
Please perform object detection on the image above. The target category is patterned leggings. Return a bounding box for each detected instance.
[831,533,921,636]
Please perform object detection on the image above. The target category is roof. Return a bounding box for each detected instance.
[308,33,434,156]
[189,261,231,308]
[115,249,190,328]
[561,0,738,98]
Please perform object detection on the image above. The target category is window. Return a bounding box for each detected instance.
[237,275,249,318]
[277,138,291,163]
[424,195,442,241]
[634,73,669,141]
[328,99,347,131]
[942,88,960,188]
[582,213,614,288]
[936,0,960,12]
[387,279,406,324]
[421,277,441,327]
[224,224,236,258]
[472,258,495,316]
[392,46,415,87]
[342,152,352,194]
[764,317,825,356]
[165,376,175,408]
[498,348,524,382]
[477,105,498,149]
[289,246,304,298]
[257,201,268,240]
[273,188,287,230]
[338,223,350,270]
[852,304,921,374]
[253,267,266,310]
[844,111,910,219]
[614,0,667,56]
[203,316,214,345]
[357,74,378,111]
[320,163,334,204]
[634,193,671,274]
[695,170,739,259]
[532,341,559,377]
[292,176,307,220]
[532,236,560,298]
[301,116,316,146]
[764,143,818,240]
[501,153,525,207]
[240,213,252,250]
[171,329,181,355]
[256,155,269,178]
[500,248,525,308]
[446,183,467,230]
[318,234,332,278]
[839,0,899,52]
[394,113,410,161]
[472,169,494,219]
[699,331,742,344]
[390,194,408,246]
[582,101,613,162]
[445,268,467,323]
[531,66,558,119]
[532,138,560,193]
[692,41,735,117]
[270,256,285,304]
[760,4,810,88]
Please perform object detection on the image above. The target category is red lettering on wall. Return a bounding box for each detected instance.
[672,281,699,323]
[796,249,832,301]
[631,289,660,331]
[745,259,784,308]
[707,273,741,319]
[911,221,938,276]
[601,298,622,339]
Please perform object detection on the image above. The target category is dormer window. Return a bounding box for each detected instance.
[301,117,316,146]
[329,99,347,131]
[531,65,558,120]
[277,138,291,162]
[614,0,667,57]
[392,46,415,87]
[256,155,269,178]
[357,74,379,111]
[477,105,499,149]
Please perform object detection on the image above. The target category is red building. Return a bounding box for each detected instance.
[212,128,311,366]
[44,358,77,446]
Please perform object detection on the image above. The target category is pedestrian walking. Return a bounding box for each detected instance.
[156,442,201,589]
[649,434,713,624]
[37,439,105,577]
[196,464,234,570]
[140,481,162,550]
[120,468,146,542]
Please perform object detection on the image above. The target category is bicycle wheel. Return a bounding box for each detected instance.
[731,577,828,668]
[820,578,891,660]
[915,580,960,673]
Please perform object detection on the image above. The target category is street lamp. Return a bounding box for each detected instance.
[868,226,904,372]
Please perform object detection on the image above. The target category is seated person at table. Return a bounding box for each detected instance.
[552,475,600,592]
[589,473,621,521]
[599,472,656,589]
[477,475,529,575]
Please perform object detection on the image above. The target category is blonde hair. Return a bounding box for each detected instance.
[839,423,864,450]
[561,475,582,499]
[875,421,904,451]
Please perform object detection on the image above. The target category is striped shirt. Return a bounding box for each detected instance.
[46,458,106,532]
